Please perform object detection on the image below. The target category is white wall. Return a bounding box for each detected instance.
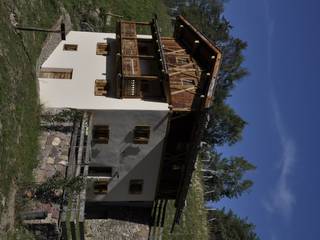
[86,109,169,202]
[38,31,167,111]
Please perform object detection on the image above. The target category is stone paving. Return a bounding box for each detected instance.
[34,127,72,184]
[85,219,149,240]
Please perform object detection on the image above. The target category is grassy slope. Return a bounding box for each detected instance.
[162,160,209,240]
[0,0,60,238]
[0,0,58,210]
[61,0,172,35]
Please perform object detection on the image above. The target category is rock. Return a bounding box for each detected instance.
[58,160,68,166]
[60,155,69,161]
[9,13,18,27]
[52,137,61,146]
[47,157,55,165]
[1,195,5,207]
[24,190,34,199]
[54,189,63,197]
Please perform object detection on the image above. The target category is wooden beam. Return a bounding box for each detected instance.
[161,37,175,40]
[169,70,198,78]
[171,86,196,95]
[167,62,194,69]
[165,49,187,55]
[120,36,138,40]
[124,75,159,81]
[172,107,191,112]
[121,20,151,25]
[122,54,155,59]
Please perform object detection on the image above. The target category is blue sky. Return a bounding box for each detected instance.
[212,0,320,239]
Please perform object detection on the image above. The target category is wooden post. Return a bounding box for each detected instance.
[61,22,66,40]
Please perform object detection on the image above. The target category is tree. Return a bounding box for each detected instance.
[208,209,260,240]
[202,151,255,202]
[204,102,247,146]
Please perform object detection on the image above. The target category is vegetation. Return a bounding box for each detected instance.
[162,160,208,240]
[202,151,255,202]
[61,0,172,35]
[208,209,260,240]
[0,0,60,236]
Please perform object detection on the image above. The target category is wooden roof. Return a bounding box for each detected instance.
[162,37,201,111]
[172,15,222,109]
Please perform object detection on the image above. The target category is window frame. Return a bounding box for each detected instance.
[96,42,109,55]
[129,179,144,194]
[93,180,108,194]
[88,166,112,177]
[94,79,108,96]
[133,126,150,144]
[92,125,110,144]
[39,68,73,79]
[63,44,78,51]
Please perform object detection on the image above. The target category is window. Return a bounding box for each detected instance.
[92,125,109,144]
[96,43,109,55]
[63,44,78,51]
[93,180,108,194]
[129,179,143,194]
[133,126,150,144]
[39,68,73,79]
[88,166,112,177]
[94,79,108,96]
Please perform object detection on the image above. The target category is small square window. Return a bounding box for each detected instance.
[96,43,109,55]
[129,179,143,194]
[93,125,109,144]
[88,166,112,177]
[63,44,78,51]
[133,126,150,144]
[39,68,73,79]
[95,79,108,96]
[94,180,108,194]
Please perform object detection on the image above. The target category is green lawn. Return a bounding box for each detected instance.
[162,160,209,240]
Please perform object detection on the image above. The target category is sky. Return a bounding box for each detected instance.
[212,0,320,239]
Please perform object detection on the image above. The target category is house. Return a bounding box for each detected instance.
[38,15,221,237]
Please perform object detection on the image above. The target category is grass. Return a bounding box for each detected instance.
[162,160,209,240]
[61,0,173,35]
[0,0,61,236]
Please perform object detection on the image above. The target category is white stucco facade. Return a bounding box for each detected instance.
[38,31,168,111]
[86,110,169,202]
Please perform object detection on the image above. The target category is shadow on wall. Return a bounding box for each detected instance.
[121,145,141,158]
[91,148,101,158]
[123,130,134,144]
[99,139,164,201]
